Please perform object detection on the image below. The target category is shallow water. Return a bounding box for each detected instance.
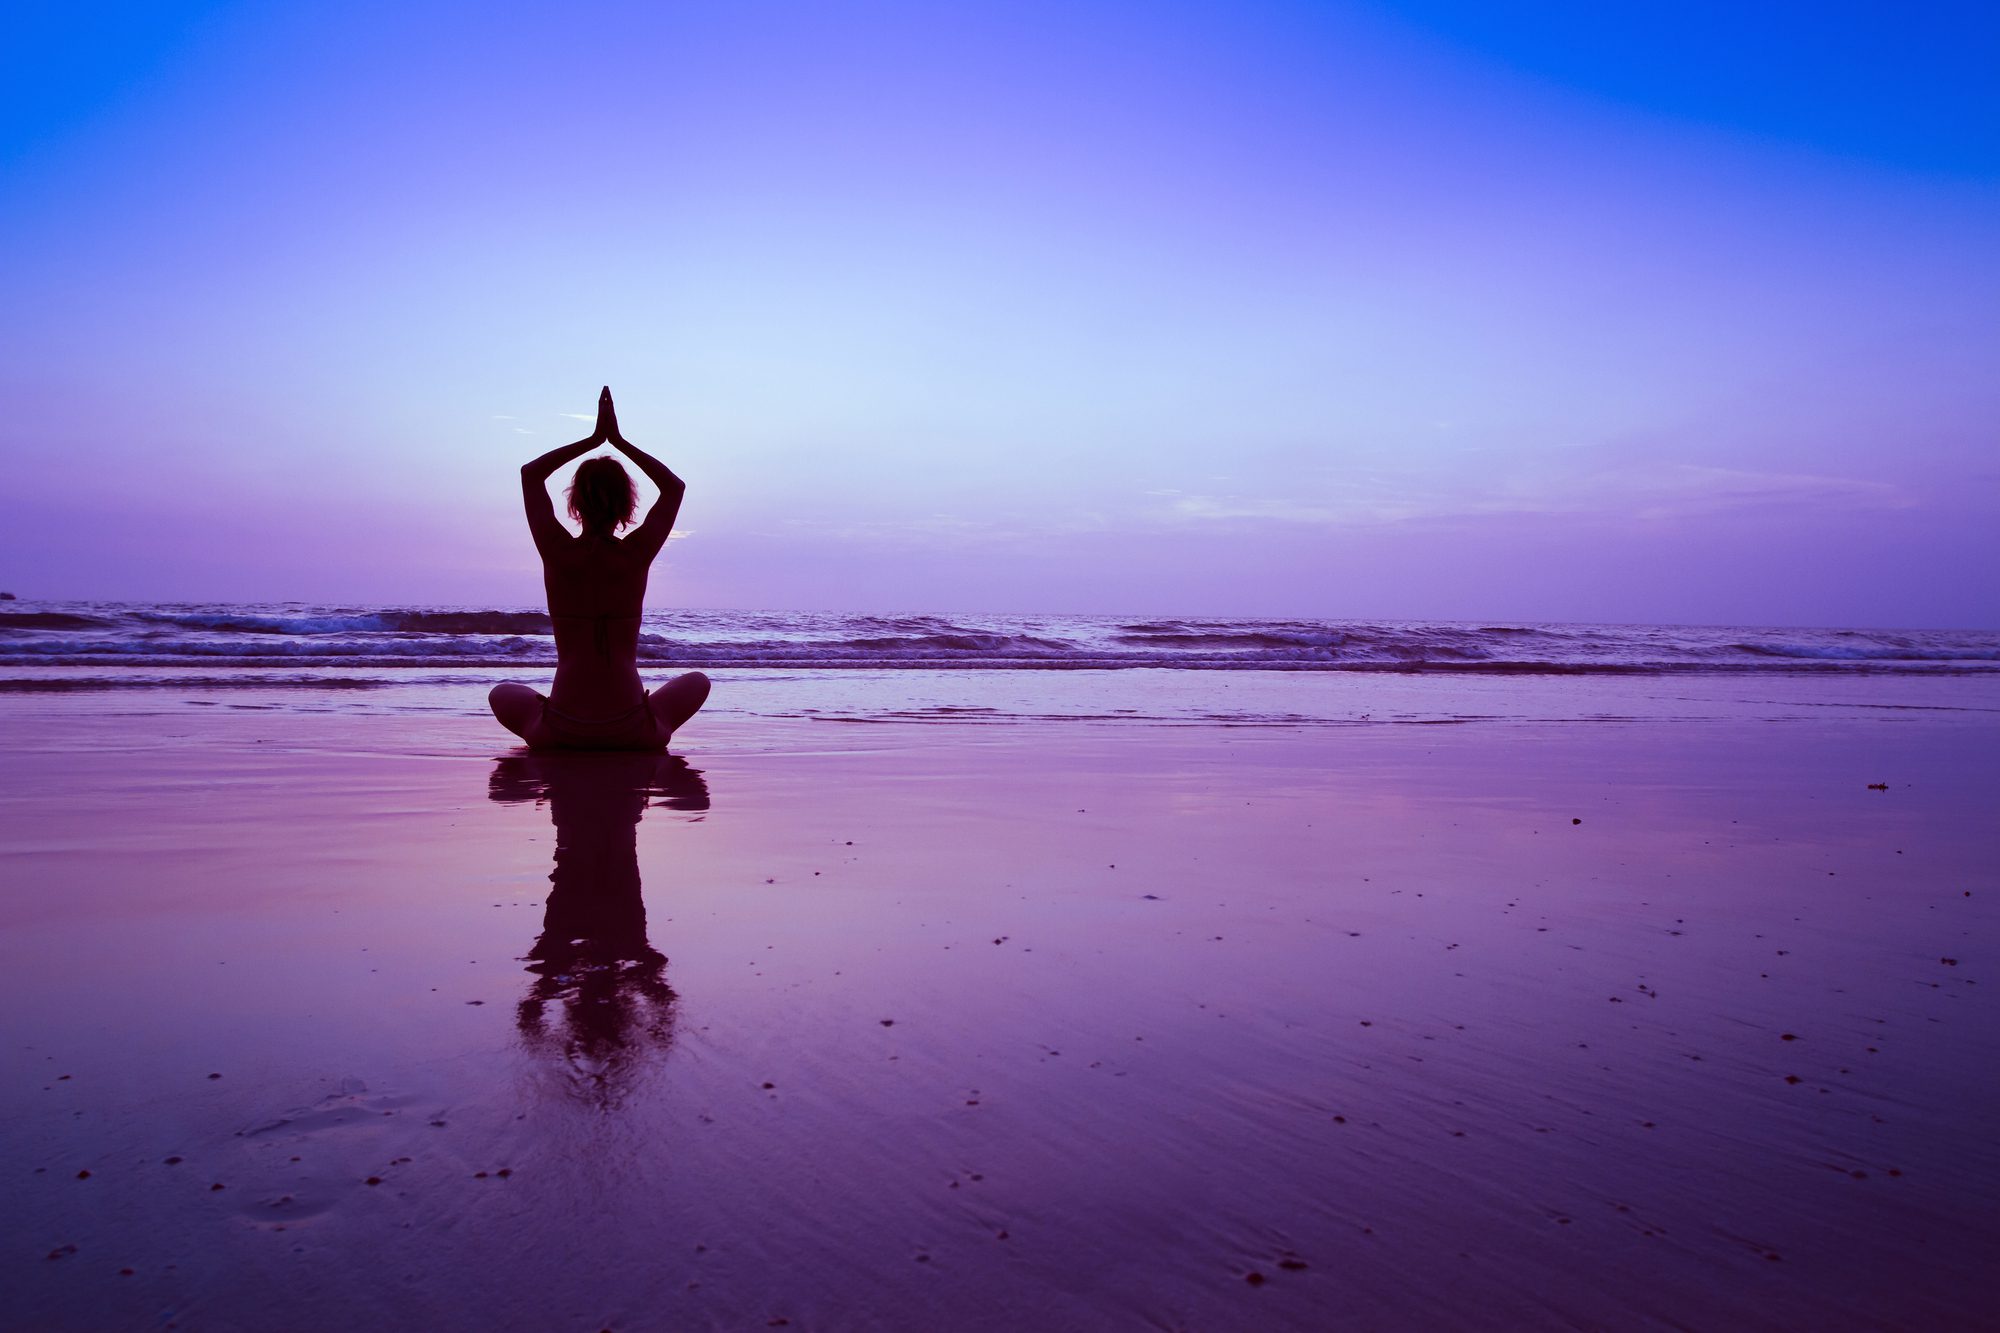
[6,662,2000,733]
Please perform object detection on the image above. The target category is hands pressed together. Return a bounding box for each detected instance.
[591,385,627,448]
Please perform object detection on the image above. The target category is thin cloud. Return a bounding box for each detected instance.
[1528,463,1912,521]
[1150,462,1913,531]
[1634,464,1909,516]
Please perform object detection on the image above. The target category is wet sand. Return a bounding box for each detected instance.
[3,694,1995,1330]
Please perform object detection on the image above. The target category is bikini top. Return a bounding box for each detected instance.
[550,612,643,661]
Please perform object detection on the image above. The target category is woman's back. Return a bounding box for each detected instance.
[544,532,651,714]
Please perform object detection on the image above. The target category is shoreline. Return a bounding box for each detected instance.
[4,663,1999,737]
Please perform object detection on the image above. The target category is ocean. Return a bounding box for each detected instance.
[4,602,1995,675]
[5,601,1997,730]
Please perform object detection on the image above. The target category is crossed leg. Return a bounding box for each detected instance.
[489,682,545,742]
[648,671,712,743]
[489,674,710,749]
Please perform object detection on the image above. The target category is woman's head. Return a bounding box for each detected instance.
[566,457,638,532]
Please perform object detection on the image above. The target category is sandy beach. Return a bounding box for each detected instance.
[3,672,1995,1330]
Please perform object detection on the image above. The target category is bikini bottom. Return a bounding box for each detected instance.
[532,697,663,751]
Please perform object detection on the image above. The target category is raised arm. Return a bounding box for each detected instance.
[602,389,686,559]
[518,391,612,554]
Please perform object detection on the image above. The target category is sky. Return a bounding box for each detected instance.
[1,0,1995,626]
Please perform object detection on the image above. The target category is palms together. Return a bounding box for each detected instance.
[593,386,625,446]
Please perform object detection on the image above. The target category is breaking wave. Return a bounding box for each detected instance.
[0,604,1995,675]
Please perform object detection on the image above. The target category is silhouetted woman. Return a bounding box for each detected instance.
[489,387,710,749]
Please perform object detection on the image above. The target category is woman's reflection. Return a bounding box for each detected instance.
[488,750,710,1103]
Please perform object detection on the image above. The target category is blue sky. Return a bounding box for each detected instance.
[2,1,1994,624]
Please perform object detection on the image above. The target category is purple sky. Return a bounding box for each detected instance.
[2,2,1995,626]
